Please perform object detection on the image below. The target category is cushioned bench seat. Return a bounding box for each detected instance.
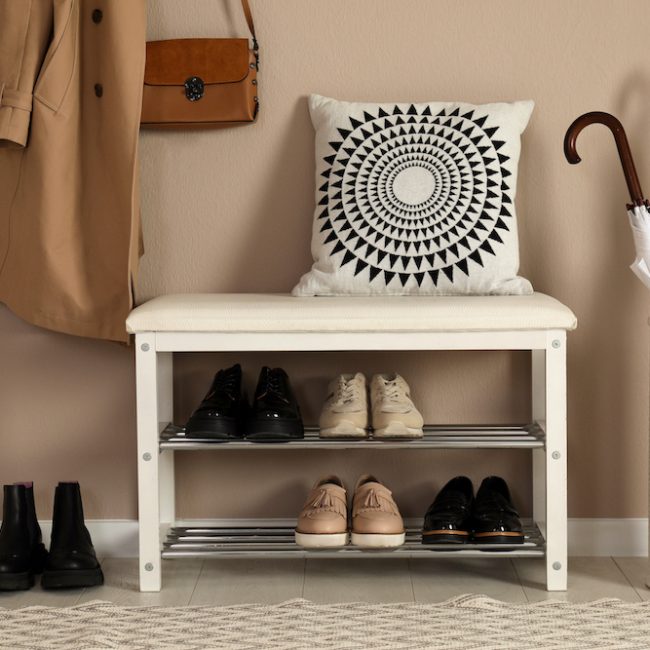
[126,293,576,333]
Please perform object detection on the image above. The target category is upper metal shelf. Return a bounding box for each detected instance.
[159,423,545,450]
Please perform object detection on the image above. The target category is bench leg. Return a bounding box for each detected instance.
[532,333,568,591]
[136,333,163,592]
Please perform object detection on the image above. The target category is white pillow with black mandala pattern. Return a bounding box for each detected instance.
[292,94,534,296]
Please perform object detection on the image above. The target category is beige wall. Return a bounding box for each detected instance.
[1,0,649,521]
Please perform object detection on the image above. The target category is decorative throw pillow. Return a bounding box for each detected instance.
[293,95,534,296]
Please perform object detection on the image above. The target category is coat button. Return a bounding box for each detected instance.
[92,9,103,23]
[94,84,103,98]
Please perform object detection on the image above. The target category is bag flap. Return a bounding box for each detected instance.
[144,39,251,86]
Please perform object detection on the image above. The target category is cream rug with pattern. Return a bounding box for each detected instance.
[1,596,649,649]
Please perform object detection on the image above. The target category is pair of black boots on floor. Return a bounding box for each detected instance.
[0,482,103,591]
[185,364,304,441]
[422,476,524,545]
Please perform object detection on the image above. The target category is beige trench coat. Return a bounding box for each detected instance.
[0,0,146,342]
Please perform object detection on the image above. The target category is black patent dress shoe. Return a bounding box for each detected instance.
[422,476,474,544]
[41,483,104,589]
[246,367,304,441]
[471,476,524,545]
[185,364,248,439]
[0,484,46,591]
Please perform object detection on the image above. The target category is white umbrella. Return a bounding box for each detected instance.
[565,111,650,589]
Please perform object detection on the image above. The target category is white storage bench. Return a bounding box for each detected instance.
[126,292,577,592]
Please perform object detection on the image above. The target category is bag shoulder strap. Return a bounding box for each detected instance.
[240,0,257,47]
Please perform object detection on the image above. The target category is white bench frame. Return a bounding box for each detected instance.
[134,327,567,592]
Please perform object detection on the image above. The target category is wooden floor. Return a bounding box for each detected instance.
[0,557,648,608]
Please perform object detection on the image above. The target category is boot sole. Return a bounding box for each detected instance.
[473,531,525,545]
[422,530,471,545]
[294,531,348,548]
[245,419,304,441]
[41,567,104,590]
[0,572,34,591]
[185,417,241,440]
[350,532,405,548]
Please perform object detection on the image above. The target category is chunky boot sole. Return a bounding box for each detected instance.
[319,422,368,438]
[294,531,348,548]
[421,530,470,545]
[41,567,104,590]
[0,571,34,591]
[350,532,405,548]
[372,422,423,438]
[184,417,241,440]
[473,531,525,545]
[245,419,304,442]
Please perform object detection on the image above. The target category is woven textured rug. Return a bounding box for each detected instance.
[2,596,650,650]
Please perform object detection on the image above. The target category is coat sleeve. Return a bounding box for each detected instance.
[0,0,53,148]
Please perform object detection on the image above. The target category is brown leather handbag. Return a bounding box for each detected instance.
[141,0,259,129]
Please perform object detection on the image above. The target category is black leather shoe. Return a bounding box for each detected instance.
[0,484,44,591]
[246,367,304,441]
[41,483,104,589]
[472,476,524,545]
[422,476,474,544]
[185,364,248,439]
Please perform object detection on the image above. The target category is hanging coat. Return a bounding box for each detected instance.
[0,0,146,342]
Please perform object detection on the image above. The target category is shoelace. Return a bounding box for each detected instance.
[380,378,405,405]
[336,376,361,405]
[206,370,239,400]
[259,370,288,401]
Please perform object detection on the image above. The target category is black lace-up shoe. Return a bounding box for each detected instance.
[472,476,524,545]
[246,367,304,441]
[185,364,248,439]
[422,476,474,544]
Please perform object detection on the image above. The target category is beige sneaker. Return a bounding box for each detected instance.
[295,476,348,548]
[370,373,424,438]
[319,373,369,438]
[350,475,405,548]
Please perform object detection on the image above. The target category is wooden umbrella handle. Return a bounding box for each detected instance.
[564,111,645,207]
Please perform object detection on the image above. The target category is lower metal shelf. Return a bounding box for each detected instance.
[162,522,545,559]
[159,423,545,450]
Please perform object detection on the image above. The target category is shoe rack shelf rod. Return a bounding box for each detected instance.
[135,328,567,593]
[159,424,545,450]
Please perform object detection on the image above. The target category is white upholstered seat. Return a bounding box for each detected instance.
[126,293,576,334]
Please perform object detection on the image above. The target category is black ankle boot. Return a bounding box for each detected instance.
[41,482,104,589]
[0,484,38,590]
[19,483,48,573]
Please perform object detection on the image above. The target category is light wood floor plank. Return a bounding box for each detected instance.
[76,558,204,606]
[303,559,414,604]
[613,557,650,602]
[514,557,642,602]
[190,559,305,606]
[410,557,527,603]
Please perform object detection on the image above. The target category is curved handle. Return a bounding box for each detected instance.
[564,111,645,206]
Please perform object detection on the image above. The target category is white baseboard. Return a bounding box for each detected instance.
[33,518,649,558]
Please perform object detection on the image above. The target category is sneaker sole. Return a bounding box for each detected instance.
[294,532,348,548]
[350,532,405,548]
[320,422,368,438]
[41,567,104,590]
[373,422,423,438]
[0,571,34,591]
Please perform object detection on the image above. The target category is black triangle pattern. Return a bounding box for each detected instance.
[319,104,514,288]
